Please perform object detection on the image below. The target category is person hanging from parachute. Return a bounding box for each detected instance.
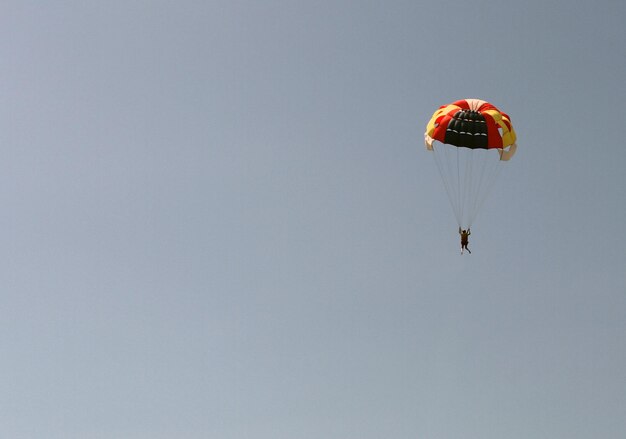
[424,99,517,254]
[459,227,471,255]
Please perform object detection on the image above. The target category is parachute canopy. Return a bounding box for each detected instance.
[424,99,517,228]
[425,98,517,160]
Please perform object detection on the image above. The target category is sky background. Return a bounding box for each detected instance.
[1,1,625,438]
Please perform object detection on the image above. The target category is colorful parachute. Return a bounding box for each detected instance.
[424,99,517,228]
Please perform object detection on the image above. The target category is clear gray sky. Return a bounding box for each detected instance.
[1,1,625,438]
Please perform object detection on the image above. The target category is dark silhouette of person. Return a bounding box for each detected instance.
[459,227,471,255]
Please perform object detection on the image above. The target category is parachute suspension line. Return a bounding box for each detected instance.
[461,147,474,228]
[472,149,486,227]
[467,150,501,227]
[431,142,508,229]
[459,149,466,226]
[470,151,505,227]
[443,142,461,224]
[432,143,461,226]
[451,144,462,225]
[441,143,461,226]
[456,146,461,225]
[466,149,489,227]
[471,150,485,222]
